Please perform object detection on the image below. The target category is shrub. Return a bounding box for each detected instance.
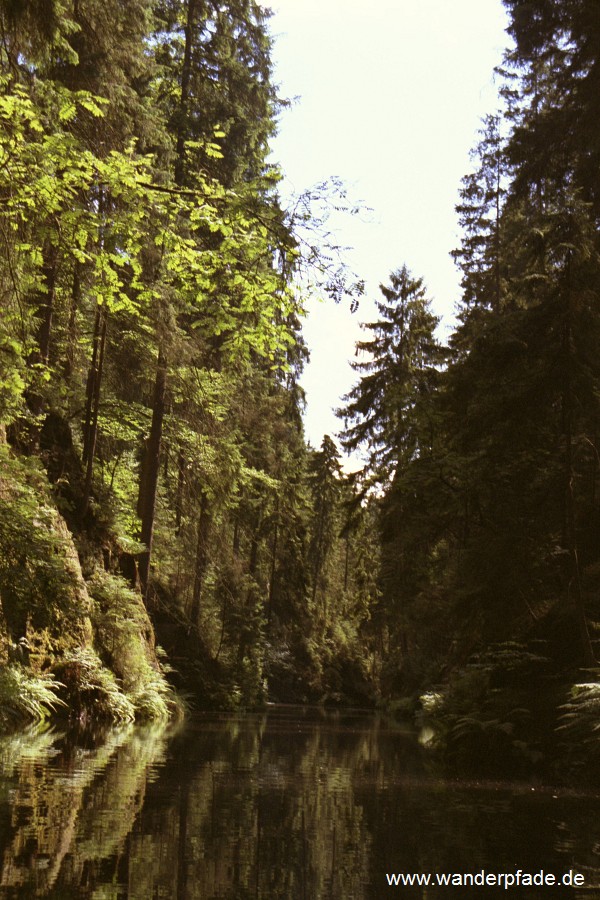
[418,642,548,773]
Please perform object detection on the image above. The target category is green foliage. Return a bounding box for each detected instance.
[90,571,179,720]
[55,647,136,724]
[4,0,600,768]
[558,675,600,752]
[419,644,548,774]
[0,665,65,729]
[339,265,445,489]
[0,447,88,638]
[131,673,177,722]
[0,0,376,725]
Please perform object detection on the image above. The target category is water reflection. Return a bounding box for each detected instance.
[1,708,600,898]
[0,723,169,898]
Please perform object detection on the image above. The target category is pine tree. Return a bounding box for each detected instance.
[338,267,446,684]
[152,0,280,187]
[452,114,509,316]
[307,435,342,617]
[339,266,445,489]
[442,4,600,664]
[503,0,600,212]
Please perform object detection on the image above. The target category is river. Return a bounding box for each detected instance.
[1,706,600,898]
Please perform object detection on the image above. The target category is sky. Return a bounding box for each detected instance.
[266,0,510,456]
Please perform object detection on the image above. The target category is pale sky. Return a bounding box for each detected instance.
[267,0,509,455]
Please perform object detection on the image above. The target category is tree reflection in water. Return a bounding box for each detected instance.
[1,708,600,898]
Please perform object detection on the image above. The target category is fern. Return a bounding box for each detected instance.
[558,675,600,748]
[0,666,65,728]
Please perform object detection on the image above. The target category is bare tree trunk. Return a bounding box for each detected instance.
[138,347,167,601]
[37,242,58,366]
[562,253,595,667]
[26,241,58,424]
[81,303,108,517]
[190,492,211,624]
[174,0,198,187]
[136,0,196,600]
[64,264,81,379]
[267,514,279,625]
[175,447,186,534]
[238,518,261,663]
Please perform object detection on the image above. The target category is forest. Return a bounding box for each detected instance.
[0,0,599,780]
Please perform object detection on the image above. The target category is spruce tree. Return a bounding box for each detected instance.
[338,267,446,682]
[339,266,445,489]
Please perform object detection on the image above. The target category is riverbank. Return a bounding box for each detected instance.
[0,447,181,731]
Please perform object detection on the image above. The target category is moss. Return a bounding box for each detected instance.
[89,571,182,721]
[0,447,182,731]
[0,447,91,647]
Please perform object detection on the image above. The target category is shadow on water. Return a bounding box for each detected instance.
[1,706,600,898]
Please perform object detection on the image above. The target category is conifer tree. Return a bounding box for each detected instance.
[339,266,445,489]
[307,435,342,616]
[338,267,446,682]
[452,114,509,316]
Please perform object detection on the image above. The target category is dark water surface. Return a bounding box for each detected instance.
[1,706,600,898]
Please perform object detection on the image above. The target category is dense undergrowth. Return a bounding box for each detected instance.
[407,637,600,782]
[0,445,181,730]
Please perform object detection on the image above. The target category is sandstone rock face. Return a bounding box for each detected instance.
[0,448,178,729]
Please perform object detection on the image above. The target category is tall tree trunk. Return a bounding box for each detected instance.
[190,492,211,624]
[175,447,186,534]
[138,347,167,601]
[136,0,195,599]
[64,264,81,380]
[174,0,199,187]
[26,241,58,423]
[82,303,104,464]
[81,303,108,517]
[267,503,279,625]
[561,253,595,667]
[238,517,261,663]
[37,241,58,366]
